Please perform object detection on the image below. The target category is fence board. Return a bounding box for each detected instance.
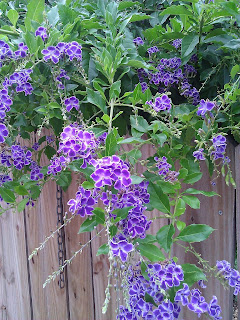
[172,141,236,319]
[0,207,32,320]
[63,174,95,320]
[236,145,240,320]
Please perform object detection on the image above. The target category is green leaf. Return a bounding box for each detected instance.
[181,195,200,209]
[96,244,109,256]
[14,186,28,196]
[176,220,186,231]
[183,172,202,184]
[183,188,218,197]
[144,292,158,307]
[130,14,151,22]
[130,115,149,133]
[82,181,95,189]
[24,31,38,54]
[56,170,72,192]
[176,224,214,243]
[127,59,148,69]
[182,264,206,287]
[141,262,150,281]
[231,65,240,79]
[156,225,175,253]
[109,81,121,99]
[148,182,171,213]
[118,1,140,10]
[7,9,19,27]
[45,145,56,160]
[0,187,16,203]
[112,206,134,222]
[118,137,145,144]
[47,6,59,27]
[160,5,192,15]
[93,207,105,224]
[138,243,165,262]
[105,130,118,156]
[175,198,186,216]
[87,88,107,114]
[78,217,98,233]
[25,0,45,31]
[17,198,29,212]
[131,175,144,184]
[181,34,199,58]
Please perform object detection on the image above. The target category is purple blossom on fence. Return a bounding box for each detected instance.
[0,123,9,143]
[35,26,48,41]
[216,260,240,295]
[0,150,11,167]
[91,155,132,190]
[30,161,43,181]
[4,69,33,96]
[188,289,208,316]
[67,186,99,217]
[133,37,144,46]
[46,135,55,143]
[153,301,181,319]
[193,148,206,161]
[175,283,191,306]
[154,156,172,176]
[64,96,80,112]
[47,156,68,175]
[32,142,39,151]
[208,296,222,319]
[110,234,134,262]
[11,145,32,170]
[211,135,227,160]
[197,99,215,117]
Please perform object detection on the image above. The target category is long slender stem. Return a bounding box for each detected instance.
[108,99,115,134]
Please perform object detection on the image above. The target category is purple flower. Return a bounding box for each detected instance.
[172,39,182,49]
[154,156,172,175]
[211,135,227,160]
[133,37,144,46]
[188,289,208,317]
[56,69,70,89]
[175,283,191,306]
[14,42,28,58]
[147,46,159,55]
[208,296,222,319]
[42,46,60,64]
[197,99,215,116]
[30,161,44,181]
[35,26,48,41]
[184,64,197,77]
[47,156,68,175]
[32,142,39,151]
[110,235,134,262]
[193,148,205,161]
[153,301,181,319]
[64,96,80,112]
[65,41,82,61]
[91,156,132,190]
[46,135,55,144]
[11,145,32,170]
[140,82,148,92]
[0,123,9,142]
[154,95,172,112]
[216,260,240,295]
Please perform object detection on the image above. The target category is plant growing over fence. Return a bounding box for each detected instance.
[0,0,240,318]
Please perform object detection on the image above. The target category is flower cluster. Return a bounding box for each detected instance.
[67,186,99,217]
[91,155,132,190]
[47,156,68,175]
[30,161,44,181]
[172,39,182,49]
[211,135,227,160]
[216,260,240,295]
[64,96,80,112]
[133,37,144,46]
[146,95,172,112]
[42,41,82,64]
[154,156,179,182]
[0,174,12,201]
[56,69,70,89]
[35,26,48,41]
[3,69,33,96]
[11,145,32,170]
[110,234,134,262]
[0,123,9,143]
[193,148,206,161]
[147,46,159,55]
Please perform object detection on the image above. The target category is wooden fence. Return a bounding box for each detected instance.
[0,141,239,320]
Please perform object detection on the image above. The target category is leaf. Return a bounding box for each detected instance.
[14,186,28,196]
[112,206,134,222]
[183,172,202,184]
[45,145,56,160]
[183,188,219,197]
[82,181,95,189]
[176,220,186,231]
[47,6,59,27]
[56,170,72,192]
[118,1,140,10]
[131,175,144,184]
[160,5,192,15]
[141,262,150,281]
[175,198,186,217]
[181,34,199,58]
[93,207,105,224]
[24,31,38,54]
[148,182,171,213]
[182,264,206,287]
[118,137,145,144]
[130,14,151,22]
[156,225,175,253]
[17,198,29,212]
[231,65,240,79]
[105,130,118,156]
[176,224,214,243]
[78,217,98,233]
[109,81,121,99]
[87,88,107,114]
[96,244,109,256]
[25,0,44,31]
[181,195,200,209]
[130,115,149,133]
[222,39,240,50]
[138,243,165,262]
[127,59,148,69]
[144,292,158,307]
[0,187,16,203]
[7,9,19,27]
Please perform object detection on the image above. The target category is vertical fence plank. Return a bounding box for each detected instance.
[236,145,240,320]
[172,141,236,319]
[63,174,95,320]
[0,207,32,320]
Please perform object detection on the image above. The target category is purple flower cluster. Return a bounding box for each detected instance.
[30,161,43,181]
[184,64,197,78]
[216,260,240,295]
[35,26,48,41]
[47,156,68,175]
[193,148,205,161]
[0,174,12,201]
[147,46,159,55]
[146,95,172,112]
[154,156,179,182]
[197,99,215,117]
[11,145,32,170]
[58,125,97,168]
[91,155,132,190]
[0,123,9,143]
[56,69,70,89]
[179,79,200,106]
[67,186,99,217]
[211,135,227,160]
[110,234,134,262]
[0,40,13,64]
[172,39,182,49]
[42,41,82,64]
[3,69,33,96]
[133,37,144,46]
[64,96,80,112]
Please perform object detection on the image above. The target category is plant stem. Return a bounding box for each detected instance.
[108,99,115,134]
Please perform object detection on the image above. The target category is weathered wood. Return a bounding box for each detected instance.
[62,173,95,320]
[0,206,32,320]
[236,145,240,320]
[172,141,236,319]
